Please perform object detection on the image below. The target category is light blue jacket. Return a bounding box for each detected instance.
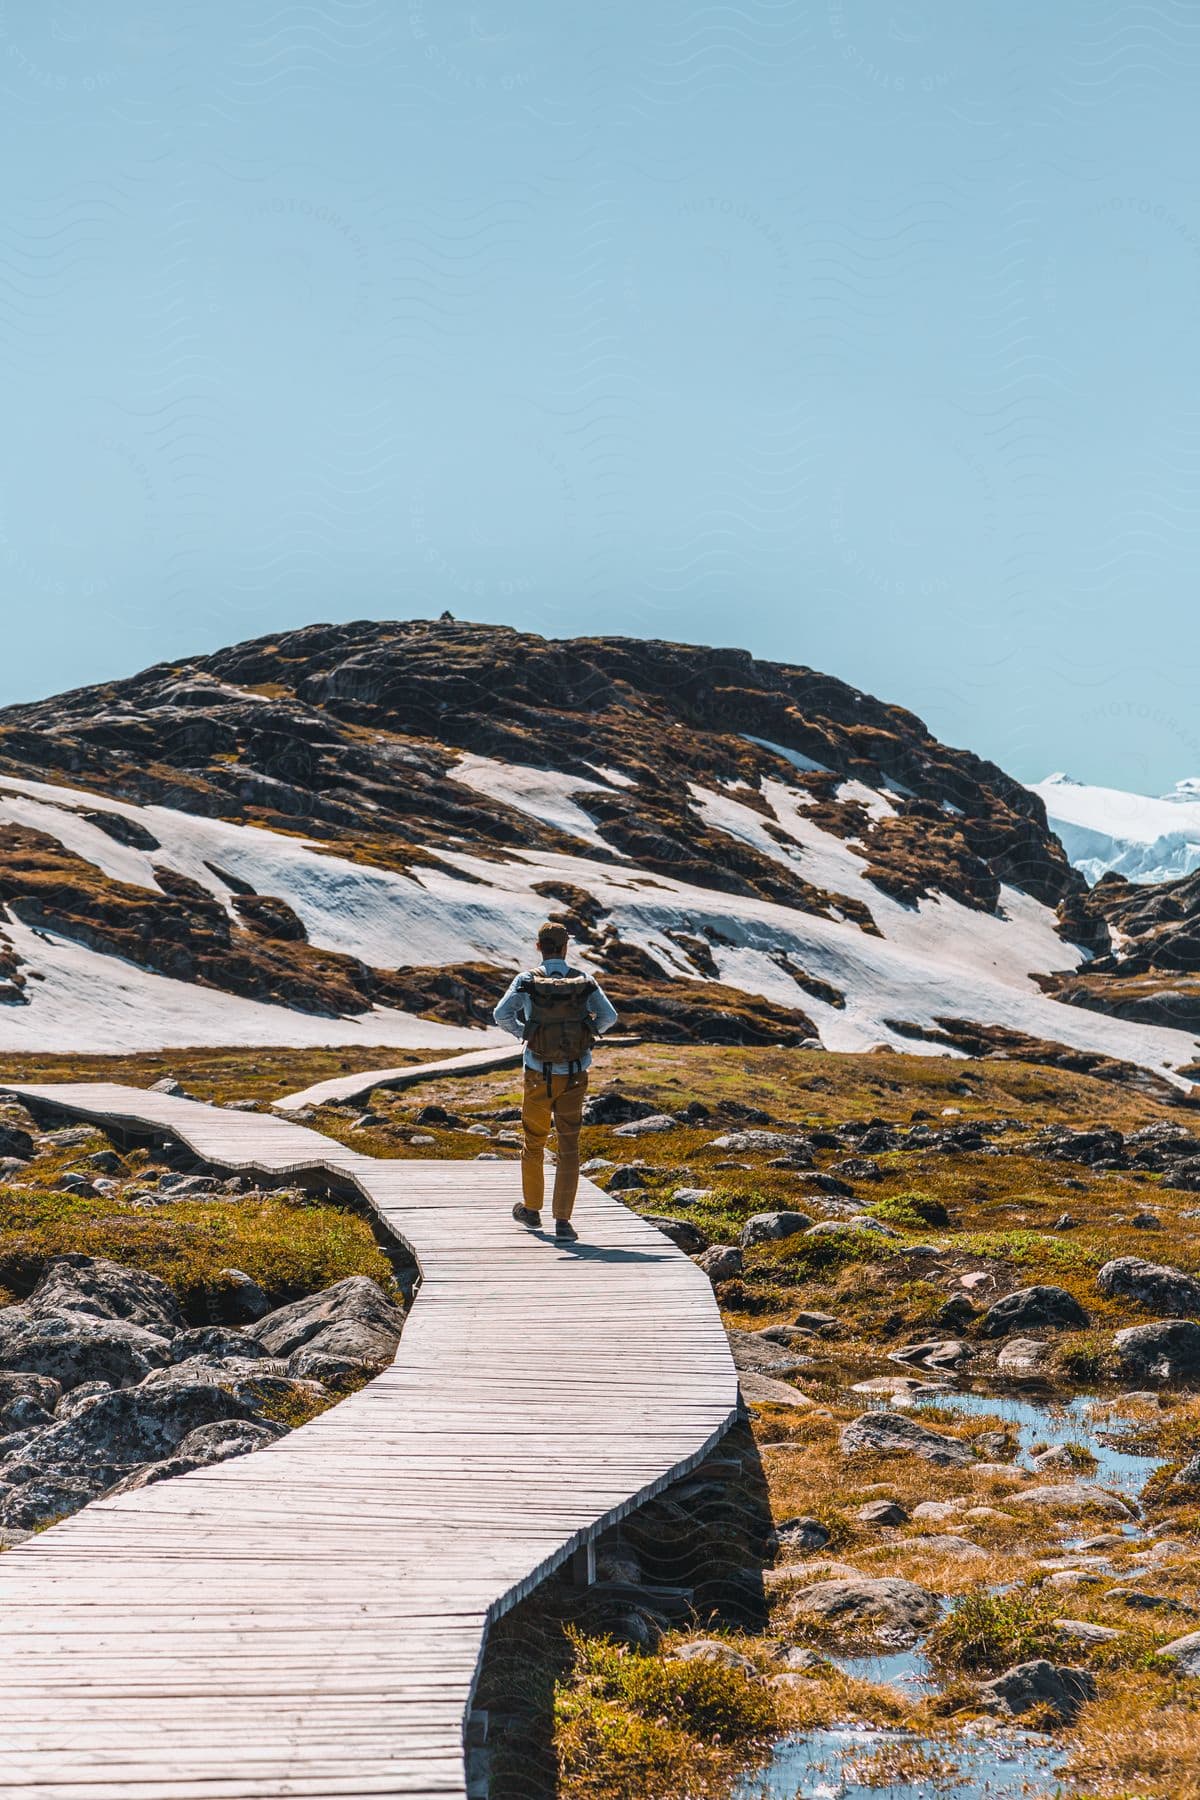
[493,958,619,1073]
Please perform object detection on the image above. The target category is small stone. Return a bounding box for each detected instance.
[671,1186,712,1205]
[840,1409,973,1468]
[858,1499,909,1526]
[978,1659,1096,1724]
[996,1337,1053,1378]
[674,1638,756,1675]
[1055,1619,1119,1645]
[776,1516,830,1551]
[740,1210,813,1247]
[697,1245,743,1283]
[642,1216,709,1255]
[613,1115,680,1137]
[786,1575,939,1639]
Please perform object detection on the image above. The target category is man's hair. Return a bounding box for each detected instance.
[536,920,570,958]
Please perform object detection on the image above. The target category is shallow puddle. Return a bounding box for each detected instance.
[736,1723,1066,1798]
[748,1383,1159,1797]
[905,1388,1161,1495]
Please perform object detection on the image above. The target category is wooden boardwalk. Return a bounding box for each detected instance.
[273,1046,525,1114]
[0,1082,739,1799]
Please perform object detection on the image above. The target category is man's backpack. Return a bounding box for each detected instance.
[519,971,597,1074]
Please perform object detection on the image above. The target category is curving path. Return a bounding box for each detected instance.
[273,1045,525,1113]
[0,1083,739,1799]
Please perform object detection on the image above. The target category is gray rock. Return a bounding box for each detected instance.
[997,1337,1053,1377]
[0,1381,256,1527]
[674,1638,756,1675]
[169,1327,271,1365]
[1055,1619,1119,1646]
[696,1245,743,1283]
[1012,1483,1135,1520]
[0,1124,33,1161]
[740,1211,813,1247]
[887,1339,970,1371]
[981,1286,1089,1337]
[840,1409,973,1468]
[792,1311,838,1332]
[139,1359,321,1412]
[978,1659,1096,1724]
[0,1372,61,1413]
[607,1166,649,1192]
[776,1516,830,1552]
[214,1269,273,1324]
[1113,1319,1200,1382]
[915,1534,986,1560]
[0,1475,94,1530]
[643,1216,709,1255]
[1098,1256,1200,1317]
[105,1418,285,1496]
[1159,1629,1200,1673]
[726,1329,808,1377]
[245,1276,404,1371]
[672,1187,713,1205]
[708,1130,803,1154]
[0,1395,54,1433]
[55,1380,113,1419]
[787,1576,939,1639]
[0,1312,173,1390]
[27,1254,183,1336]
[612,1115,679,1137]
[805,1218,900,1240]
[858,1499,909,1527]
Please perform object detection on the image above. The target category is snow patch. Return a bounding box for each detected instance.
[0,918,506,1055]
[449,755,613,849]
[742,734,829,774]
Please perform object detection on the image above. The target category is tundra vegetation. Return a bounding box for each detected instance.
[5,1040,1200,1796]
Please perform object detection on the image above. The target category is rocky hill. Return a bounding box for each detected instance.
[0,619,1195,1092]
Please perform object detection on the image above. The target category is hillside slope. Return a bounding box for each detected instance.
[0,620,1195,1089]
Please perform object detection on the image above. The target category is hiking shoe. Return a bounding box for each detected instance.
[555,1218,578,1242]
[512,1203,542,1228]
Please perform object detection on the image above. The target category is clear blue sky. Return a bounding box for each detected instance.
[2,2,1199,794]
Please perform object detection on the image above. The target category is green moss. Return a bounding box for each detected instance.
[927,1588,1063,1674]
[869,1191,950,1229]
[554,1630,776,1799]
[0,1185,395,1318]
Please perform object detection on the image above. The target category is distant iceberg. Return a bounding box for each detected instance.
[1031,772,1200,885]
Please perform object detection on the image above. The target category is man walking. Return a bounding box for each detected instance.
[493,922,619,1241]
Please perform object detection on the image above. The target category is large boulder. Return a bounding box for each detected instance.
[1097,1257,1200,1317]
[0,1312,173,1390]
[978,1659,1096,1724]
[839,1409,973,1467]
[1113,1319,1200,1382]
[980,1286,1089,1337]
[1159,1629,1200,1674]
[27,1254,184,1336]
[0,1381,255,1527]
[1011,1483,1135,1520]
[245,1276,404,1372]
[106,1418,285,1496]
[786,1575,939,1639]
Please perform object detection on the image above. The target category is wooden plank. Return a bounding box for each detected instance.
[0,1079,739,1799]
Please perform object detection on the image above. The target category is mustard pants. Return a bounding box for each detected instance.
[521,1067,588,1219]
